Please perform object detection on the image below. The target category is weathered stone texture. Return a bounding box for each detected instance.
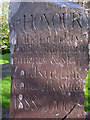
[9,2,89,118]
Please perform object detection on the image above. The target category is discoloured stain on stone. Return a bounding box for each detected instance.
[8,2,21,24]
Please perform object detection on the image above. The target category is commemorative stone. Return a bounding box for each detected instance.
[9,1,89,118]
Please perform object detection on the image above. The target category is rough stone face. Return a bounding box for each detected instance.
[9,2,89,118]
[9,2,21,56]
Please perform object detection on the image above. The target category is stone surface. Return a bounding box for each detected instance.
[86,111,90,119]
[9,2,89,118]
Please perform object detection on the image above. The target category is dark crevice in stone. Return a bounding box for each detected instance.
[62,104,77,120]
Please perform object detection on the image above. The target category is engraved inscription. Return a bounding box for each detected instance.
[10,2,88,118]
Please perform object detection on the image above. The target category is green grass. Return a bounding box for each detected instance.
[84,70,90,111]
[0,59,9,64]
[0,53,10,64]
[0,53,10,107]
[1,76,11,108]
